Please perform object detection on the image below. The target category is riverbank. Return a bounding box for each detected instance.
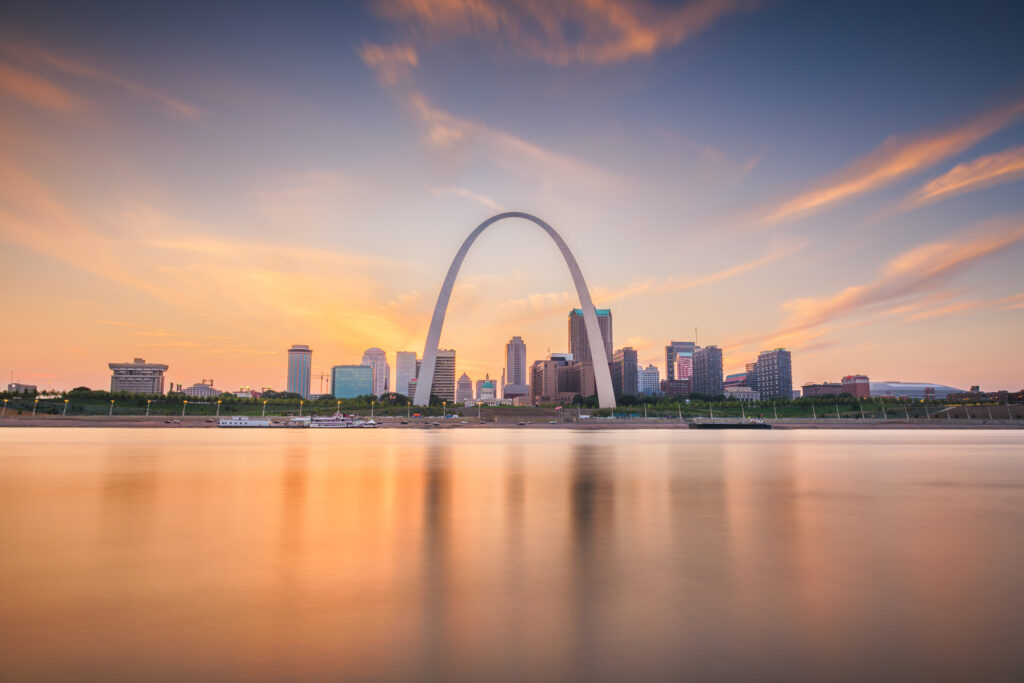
[1,415,1020,429]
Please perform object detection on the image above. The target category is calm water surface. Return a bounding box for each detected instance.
[2,429,1023,682]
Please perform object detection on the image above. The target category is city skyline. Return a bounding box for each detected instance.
[2,1,1023,392]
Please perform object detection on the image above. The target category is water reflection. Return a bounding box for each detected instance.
[1,429,1024,681]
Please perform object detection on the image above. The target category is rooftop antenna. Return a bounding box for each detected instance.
[694,326,698,346]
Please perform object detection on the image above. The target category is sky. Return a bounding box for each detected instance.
[1,0,1023,394]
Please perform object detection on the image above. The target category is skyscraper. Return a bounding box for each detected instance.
[456,372,473,403]
[431,349,456,402]
[395,351,418,399]
[638,364,660,395]
[611,347,638,398]
[692,345,724,396]
[361,348,390,396]
[287,345,312,398]
[568,309,612,363]
[503,336,529,398]
[664,341,696,381]
[754,348,792,399]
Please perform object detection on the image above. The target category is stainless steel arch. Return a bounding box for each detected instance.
[414,212,616,409]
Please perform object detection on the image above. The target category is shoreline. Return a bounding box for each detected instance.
[1,415,1020,430]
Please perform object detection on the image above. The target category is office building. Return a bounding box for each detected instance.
[361,347,390,396]
[660,379,690,396]
[745,361,759,391]
[665,341,696,381]
[724,372,748,389]
[802,382,843,397]
[567,361,596,398]
[754,349,792,400]
[431,349,456,402]
[109,357,168,394]
[611,347,638,398]
[505,336,527,385]
[841,374,871,399]
[331,365,374,399]
[568,309,612,363]
[530,354,577,404]
[287,345,312,398]
[6,383,37,394]
[395,351,418,399]
[456,372,473,403]
[692,345,724,396]
[638,364,660,395]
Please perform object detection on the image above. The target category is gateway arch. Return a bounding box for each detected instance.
[414,211,617,409]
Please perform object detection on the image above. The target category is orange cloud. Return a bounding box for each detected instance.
[0,60,81,111]
[358,43,419,85]
[904,144,1024,208]
[767,99,1024,222]
[779,219,1024,333]
[373,0,758,66]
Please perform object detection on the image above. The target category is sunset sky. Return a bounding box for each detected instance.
[1,0,1023,393]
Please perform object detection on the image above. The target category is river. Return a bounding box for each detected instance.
[2,429,1023,681]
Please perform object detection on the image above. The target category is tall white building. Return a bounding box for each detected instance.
[109,357,168,394]
[395,351,419,399]
[361,348,390,396]
[638,364,660,395]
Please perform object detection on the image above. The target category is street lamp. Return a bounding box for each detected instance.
[109,399,115,417]
[146,399,151,417]
[63,399,69,417]
[32,398,39,417]
[407,401,411,419]
[336,400,341,416]
[182,400,188,417]
[299,400,304,417]
[371,400,375,420]
[216,400,222,417]
[2,398,7,418]
[442,401,446,419]
[262,400,268,417]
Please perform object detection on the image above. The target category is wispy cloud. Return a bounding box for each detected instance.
[357,43,419,85]
[431,186,501,210]
[0,43,198,118]
[373,0,759,66]
[0,60,81,111]
[904,144,1024,209]
[767,98,1024,222]
[772,219,1024,337]
[407,91,612,185]
[905,292,1024,322]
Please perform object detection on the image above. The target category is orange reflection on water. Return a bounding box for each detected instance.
[1,429,1023,681]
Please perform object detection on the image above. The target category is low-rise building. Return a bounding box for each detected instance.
[841,374,871,399]
[802,382,843,397]
[6,383,37,394]
[659,378,690,396]
[724,386,759,401]
[184,381,223,398]
[109,358,168,394]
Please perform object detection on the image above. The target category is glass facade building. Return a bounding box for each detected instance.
[331,365,374,399]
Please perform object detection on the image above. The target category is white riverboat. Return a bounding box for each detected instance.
[219,416,271,428]
[310,413,365,429]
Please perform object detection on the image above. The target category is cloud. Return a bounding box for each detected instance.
[0,43,198,118]
[904,144,1024,209]
[0,60,81,111]
[407,91,612,185]
[775,219,1024,335]
[357,43,419,85]
[431,186,501,210]
[372,0,758,66]
[767,98,1024,222]
[905,292,1024,322]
